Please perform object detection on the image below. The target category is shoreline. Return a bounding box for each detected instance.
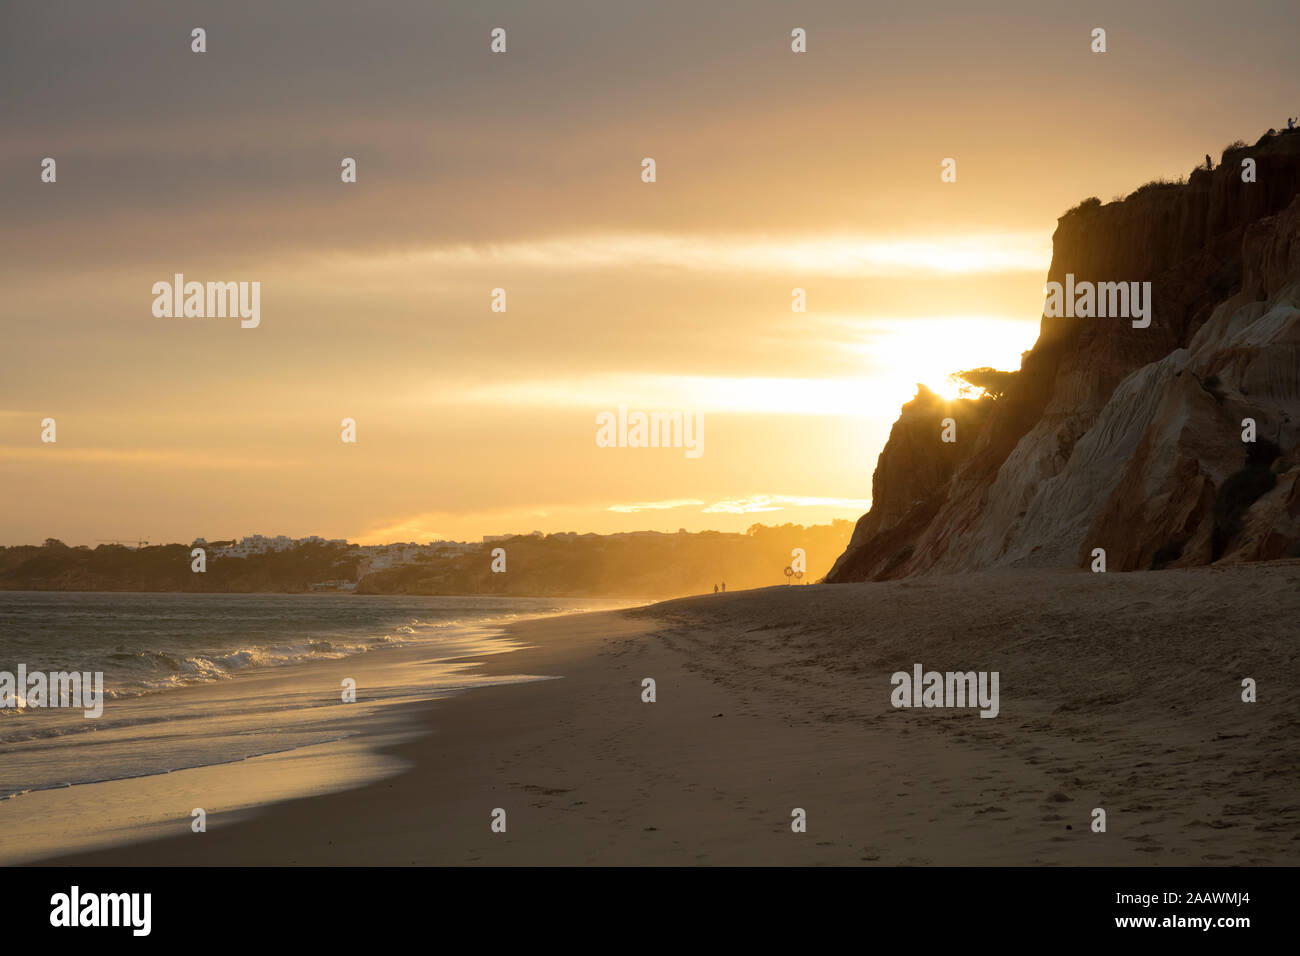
[20,606,650,866]
[0,603,618,864]
[18,563,1300,866]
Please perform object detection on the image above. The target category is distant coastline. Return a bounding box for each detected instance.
[0,521,851,600]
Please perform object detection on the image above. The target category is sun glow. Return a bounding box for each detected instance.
[839,315,1038,404]
[451,316,1038,419]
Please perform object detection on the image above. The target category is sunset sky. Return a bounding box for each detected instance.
[2,0,1295,545]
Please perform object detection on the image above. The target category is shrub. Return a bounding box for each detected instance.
[1221,139,1248,159]
[1063,196,1101,217]
[1129,177,1183,199]
[949,367,1018,400]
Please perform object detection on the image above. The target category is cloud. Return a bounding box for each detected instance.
[607,498,706,514]
[335,230,1050,278]
[606,494,872,516]
[0,446,287,470]
[457,373,899,417]
[702,495,872,515]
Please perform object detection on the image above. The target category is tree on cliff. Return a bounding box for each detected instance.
[949,367,1018,400]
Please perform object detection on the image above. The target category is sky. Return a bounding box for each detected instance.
[2,0,1296,545]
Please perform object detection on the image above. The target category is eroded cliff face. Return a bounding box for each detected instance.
[827,130,1300,582]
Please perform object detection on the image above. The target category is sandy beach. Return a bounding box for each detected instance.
[20,561,1298,867]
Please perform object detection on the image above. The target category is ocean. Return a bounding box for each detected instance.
[0,592,629,803]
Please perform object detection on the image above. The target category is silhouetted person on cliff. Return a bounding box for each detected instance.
[1205,153,1214,170]
[713,584,718,594]
[1289,117,1296,131]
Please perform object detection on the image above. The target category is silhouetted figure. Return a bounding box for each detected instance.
[1290,117,1297,131]
[721,581,726,593]
[1205,153,1214,170]
[713,584,718,594]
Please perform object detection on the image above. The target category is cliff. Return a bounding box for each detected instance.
[828,128,1300,581]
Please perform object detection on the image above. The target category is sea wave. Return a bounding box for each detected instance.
[0,601,617,718]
